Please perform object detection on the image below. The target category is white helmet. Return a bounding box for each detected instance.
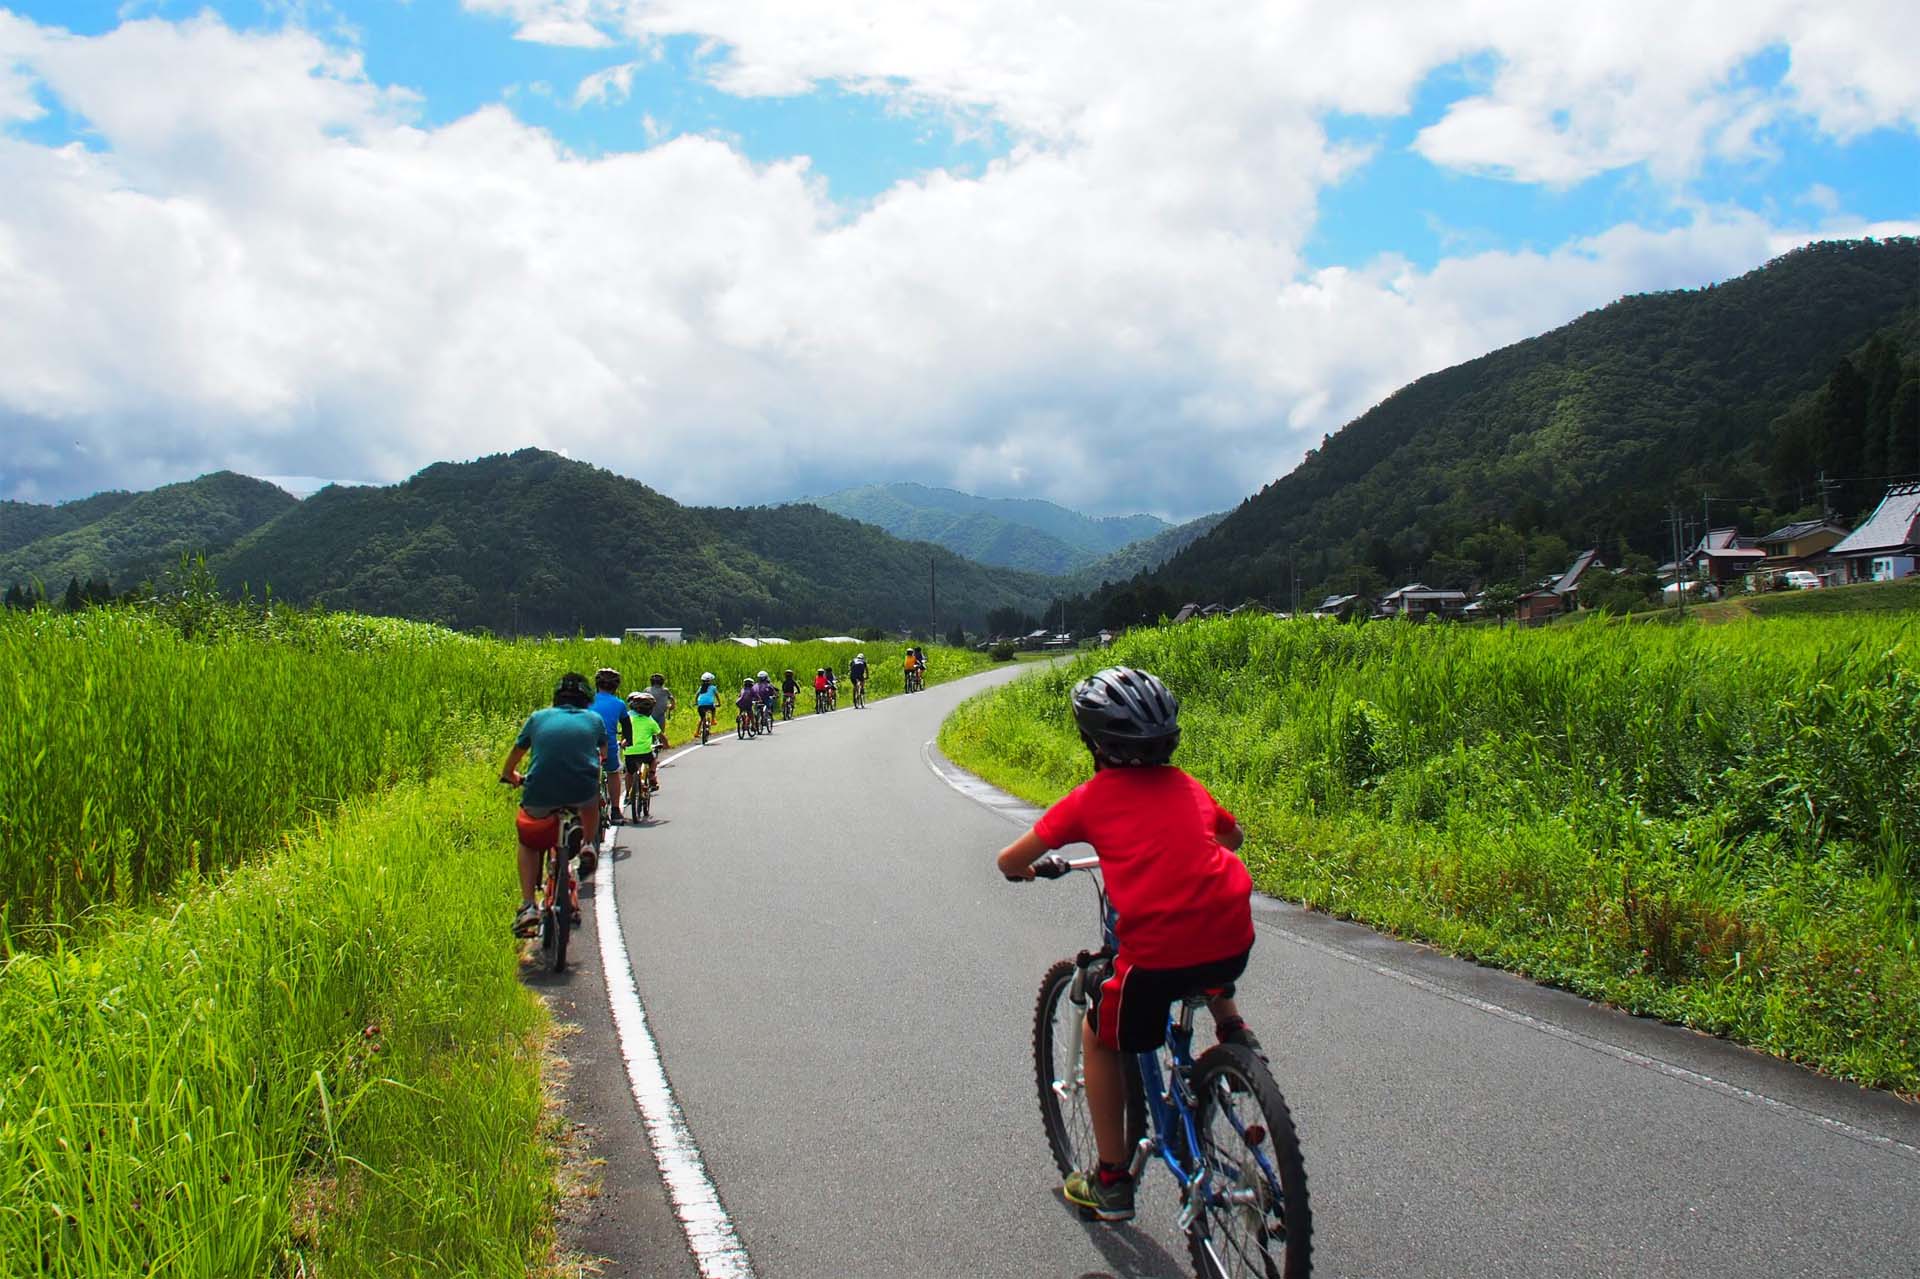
[757,670,769,680]
[701,671,714,682]
[856,652,865,660]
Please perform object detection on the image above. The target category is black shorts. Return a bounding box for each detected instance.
[622,753,654,775]
[1087,949,1250,1053]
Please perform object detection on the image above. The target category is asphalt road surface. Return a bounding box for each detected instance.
[554,663,1920,1279]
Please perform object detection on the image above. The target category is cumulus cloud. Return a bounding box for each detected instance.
[0,5,1914,516]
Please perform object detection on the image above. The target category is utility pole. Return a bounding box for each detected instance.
[929,558,937,640]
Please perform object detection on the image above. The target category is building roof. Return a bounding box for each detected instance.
[1550,548,1602,595]
[1314,594,1359,612]
[1760,519,1851,544]
[1171,604,1200,623]
[1832,483,1920,557]
[1379,582,1432,602]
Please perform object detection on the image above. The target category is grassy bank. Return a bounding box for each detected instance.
[941,613,1920,1091]
[1,598,987,1270]
[0,603,983,938]
[0,761,555,1276]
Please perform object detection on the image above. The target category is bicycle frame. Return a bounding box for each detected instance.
[1056,857,1284,1230]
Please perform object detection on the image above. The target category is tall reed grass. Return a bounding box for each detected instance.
[0,604,980,937]
[0,762,554,1276]
[0,597,983,1271]
[941,613,1920,1089]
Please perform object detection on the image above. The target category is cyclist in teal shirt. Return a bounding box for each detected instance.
[501,673,605,936]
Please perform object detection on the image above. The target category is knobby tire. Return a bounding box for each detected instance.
[1033,958,1098,1179]
[1185,1044,1311,1279]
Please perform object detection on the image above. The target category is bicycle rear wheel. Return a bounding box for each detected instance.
[548,831,575,973]
[1185,1045,1311,1279]
[1033,958,1098,1179]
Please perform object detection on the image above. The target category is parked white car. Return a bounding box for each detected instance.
[1782,570,1823,590]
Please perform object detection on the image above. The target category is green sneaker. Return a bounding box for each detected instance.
[1063,1168,1135,1222]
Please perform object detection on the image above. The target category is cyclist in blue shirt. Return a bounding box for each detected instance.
[694,672,720,736]
[590,668,630,825]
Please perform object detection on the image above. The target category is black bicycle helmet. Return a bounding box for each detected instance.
[554,672,593,708]
[1071,666,1179,765]
[594,667,621,691]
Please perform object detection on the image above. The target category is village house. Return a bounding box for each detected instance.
[1312,593,1366,620]
[1755,519,1851,585]
[1684,527,1766,585]
[1515,548,1604,623]
[1828,483,1920,582]
[1377,583,1470,621]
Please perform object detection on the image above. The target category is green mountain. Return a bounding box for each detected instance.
[0,489,139,556]
[1,472,297,591]
[1055,512,1227,596]
[1072,237,1920,620]
[805,482,1169,574]
[211,450,1054,634]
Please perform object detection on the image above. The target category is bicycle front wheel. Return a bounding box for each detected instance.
[1185,1045,1311,1279]
[1032,958,1097,1179]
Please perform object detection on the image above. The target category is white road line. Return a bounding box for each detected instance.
[921,738,1920,1165]
[595,841,756,1278]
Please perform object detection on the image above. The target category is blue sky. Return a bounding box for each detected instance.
[1,0,1915,514]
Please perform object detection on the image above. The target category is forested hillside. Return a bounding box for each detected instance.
[0,472,295,592]
[1079,238,1919,621]
[210,450,1054,634]
[807,482,1168,573]
[0,489,138,555]
[1054,512,1227,596]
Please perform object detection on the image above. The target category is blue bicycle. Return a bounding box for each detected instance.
[1030,854,1311,1278]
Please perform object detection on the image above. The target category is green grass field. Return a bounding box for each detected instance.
[941,611,1920,1092]
[0,598,984,1273]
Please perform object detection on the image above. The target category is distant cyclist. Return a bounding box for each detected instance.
[647,672,675,753]
[694,672,720,737]
[823,666,838,710]
[500,672,604,936]
[735,678,757,736]
[590,668,630,826]
[754,670,776,732]
[813,666,830,712]
[849,652,869,705]
[904,647,921,691]
[623,691,665,802]
[781,667,801,719]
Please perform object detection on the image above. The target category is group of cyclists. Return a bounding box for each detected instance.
[686,652,893,739]
[505,651,932,935]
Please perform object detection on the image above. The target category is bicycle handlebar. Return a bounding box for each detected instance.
[1007,852,1099,882]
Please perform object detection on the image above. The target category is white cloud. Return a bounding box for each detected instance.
[574,60,636,107]
[0,7,1914,517]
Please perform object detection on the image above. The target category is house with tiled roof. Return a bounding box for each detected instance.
[1686,528,1767,584]
[1378,582,1469,621]
[1516,548,1606,623]
[1829,483,1920,582]
[1312,593,1365,620]
[1756,519,1851,585]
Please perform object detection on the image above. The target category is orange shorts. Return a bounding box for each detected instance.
[515,801,600,852]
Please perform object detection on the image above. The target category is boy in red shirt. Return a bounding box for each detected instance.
[996,666,1259,1222]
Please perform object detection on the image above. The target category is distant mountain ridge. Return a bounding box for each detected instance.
[198,451,1056,634]
[0,473,296,590]
[805,482,1169,574]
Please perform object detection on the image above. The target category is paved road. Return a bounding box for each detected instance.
[572,664,1920,1279]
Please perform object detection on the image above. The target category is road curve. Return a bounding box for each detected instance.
[582,664,1920,1279]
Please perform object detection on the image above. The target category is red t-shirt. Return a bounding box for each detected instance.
[1033,766,1253,969]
